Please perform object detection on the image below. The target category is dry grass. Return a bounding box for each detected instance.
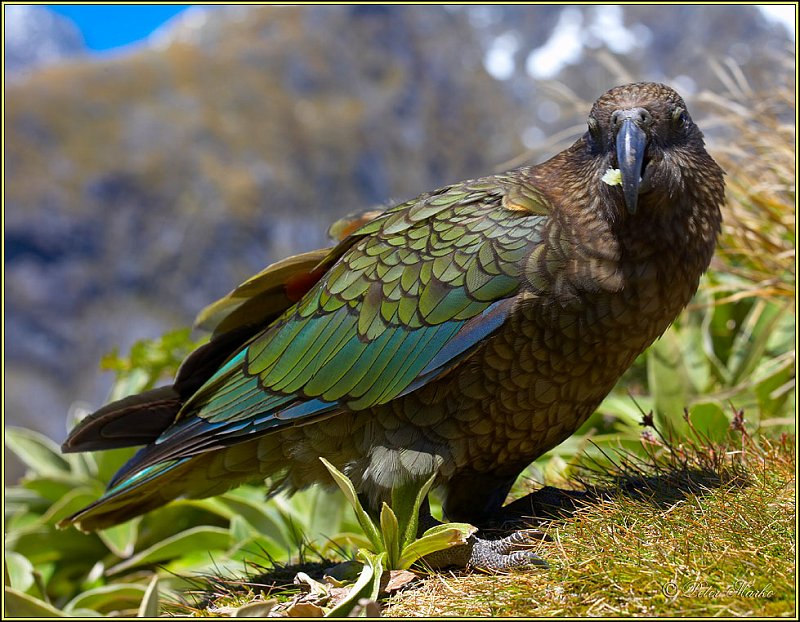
[700,80,795,305]
[180,432,795,617]
[383,435,795,617]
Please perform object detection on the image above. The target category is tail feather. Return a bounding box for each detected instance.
[59,457,192,531]
[59,239,390,529]
[62,327,260,455]
[61,386,181,453]
[58,446,259,532]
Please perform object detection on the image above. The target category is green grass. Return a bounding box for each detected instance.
[382,435,795,617]
[170,428,795,617]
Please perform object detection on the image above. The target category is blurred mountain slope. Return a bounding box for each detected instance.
[5,4,87,76]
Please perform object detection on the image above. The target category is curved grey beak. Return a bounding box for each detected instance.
[615,115,648,214]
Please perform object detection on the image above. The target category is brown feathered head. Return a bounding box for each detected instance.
[584,82,724,218]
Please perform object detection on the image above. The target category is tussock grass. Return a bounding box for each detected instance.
[383,433,795,617]
[180,428,795,617]
[701,80,795,305]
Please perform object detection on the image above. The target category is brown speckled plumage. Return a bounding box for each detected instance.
[61,83,724,565]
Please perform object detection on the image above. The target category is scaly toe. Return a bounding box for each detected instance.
[469,531,549,570]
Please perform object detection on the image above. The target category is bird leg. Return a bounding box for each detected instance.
[423,528,550,571]
[494,485,592,526]
[417,484,594,571]
[417,497,549,571]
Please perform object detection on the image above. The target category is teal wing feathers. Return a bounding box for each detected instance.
[105,177,549,490]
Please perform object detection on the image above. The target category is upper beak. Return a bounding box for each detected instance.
[615,110,649,214]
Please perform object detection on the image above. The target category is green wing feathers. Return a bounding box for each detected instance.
[189,179,546,418]
[61,176,551,529]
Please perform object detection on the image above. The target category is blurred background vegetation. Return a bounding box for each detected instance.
[3,4,795,615]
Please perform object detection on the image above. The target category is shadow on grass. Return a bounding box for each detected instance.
[493,418,755,533]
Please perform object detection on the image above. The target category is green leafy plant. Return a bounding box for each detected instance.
[301,458,476,616]
[99,327,208,399]
[4,331,358,617]
[319,458,476,571]
[325,551,384,617]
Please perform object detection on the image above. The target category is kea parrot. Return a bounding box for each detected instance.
[61,82,724,570]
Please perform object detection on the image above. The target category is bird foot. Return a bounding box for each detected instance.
[423,529,549,571]
[468,530,550,571]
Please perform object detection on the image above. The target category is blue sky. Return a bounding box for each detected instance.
[46,4,192,51]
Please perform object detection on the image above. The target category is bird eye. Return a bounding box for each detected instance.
[587,116,601,141]
[672,107,688,126]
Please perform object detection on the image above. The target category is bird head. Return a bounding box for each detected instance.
[584,82,713,215]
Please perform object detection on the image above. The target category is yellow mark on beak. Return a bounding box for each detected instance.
[602,168,623,186]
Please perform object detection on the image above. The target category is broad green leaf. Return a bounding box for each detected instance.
[5,428,70,478]
[5,486,46,517]
[728,300,786,384]
[686,402,729,443]
[229,515,253,541]
[138,575,160,618]
[8,525,106,566]
[298,486,352,544]
[108,526,231,574]
[754,355,795,419]
[3,586,67,617]
[4,551,34,592]
[327,552,384,617]
[98,517,141,558]
[63,451,96,480]
[64,584,146,615]
[268,486,357,547]
[22,475,91,504]
[765,308,795,352]
[40,488,101,526]
[682,315,712,393]
[78,561,106,593]
[210,490,295,546]
[379,503,400,568]
[397,523,477,569]
[647,331,689,432]
[123,500,230,545]
[391,473,436,551]
[319,458,382,552]
[597,394,652,428]
[31,562,52,600]
[161,550,237,576]
[703,298,737,384]
[39,562,102,603]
